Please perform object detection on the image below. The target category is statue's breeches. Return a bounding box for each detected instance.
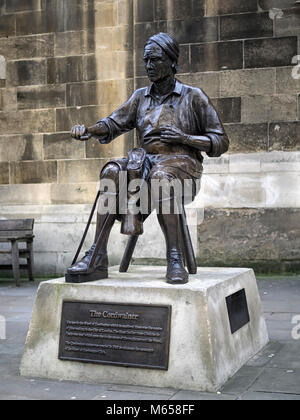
[98,152,203,235]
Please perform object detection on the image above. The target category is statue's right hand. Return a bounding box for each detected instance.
[70,124,90,141]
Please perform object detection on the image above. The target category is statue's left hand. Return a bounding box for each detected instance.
[160,125,188,145]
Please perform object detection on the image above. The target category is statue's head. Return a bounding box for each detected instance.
[143,33,179,83]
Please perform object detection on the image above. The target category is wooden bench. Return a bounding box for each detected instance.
[0,219,35,287]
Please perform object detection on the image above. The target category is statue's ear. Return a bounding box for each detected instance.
[172,62,178,74]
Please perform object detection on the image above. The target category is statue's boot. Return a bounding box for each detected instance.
[66,244,108,282]
[157,213,188,284]
[66,213,116,283]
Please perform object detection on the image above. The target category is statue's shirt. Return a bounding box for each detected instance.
[99,80,228,160]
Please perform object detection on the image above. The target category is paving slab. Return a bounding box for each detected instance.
[268,342,300,370]
[0,376,109,401]
[257,276,300,341]
[107,384,176,397]
[0,355,22,379]
[1,320,29,346]
[0,282,40,296]
[0,295,35,307]
[246,341,285,367]
[0,395,36,400]
[2,322,33,339]
[257,277,300,314]
[241,391,300,400]
[0,342,27,357]
[249,367,300,394]
[92,391,170,400]
[169,390,236,400]
[263,315,297,341]
[220,366,264,395]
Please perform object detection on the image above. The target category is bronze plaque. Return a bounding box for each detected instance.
[59,301,171,370]
[226,289,250,334]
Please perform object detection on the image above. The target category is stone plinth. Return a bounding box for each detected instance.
[20,266,269,392]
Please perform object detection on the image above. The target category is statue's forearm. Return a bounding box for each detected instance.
[184,135,212,154]
[88,121,109,137]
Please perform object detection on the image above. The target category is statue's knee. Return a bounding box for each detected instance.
[100,163,120,181]
[150,169,173,183]
[150,170,175,204]
[99,163,121,196]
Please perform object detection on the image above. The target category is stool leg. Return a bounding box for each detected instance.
[11,240,20,287]
[27,241,34,282]
[119,235,139,273]
[179,208,197,275]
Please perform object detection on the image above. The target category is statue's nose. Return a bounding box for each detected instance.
[145,59,153,69]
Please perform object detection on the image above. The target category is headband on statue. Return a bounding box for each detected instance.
[146,33,180,66]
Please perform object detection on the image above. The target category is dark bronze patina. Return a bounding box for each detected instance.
[59,301,171,370]
[66,33,229,284]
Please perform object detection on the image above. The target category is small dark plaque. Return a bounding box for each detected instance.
[59,301,171,370]
[226,289,250,334]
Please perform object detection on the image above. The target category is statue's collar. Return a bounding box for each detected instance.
[145,79,183,97]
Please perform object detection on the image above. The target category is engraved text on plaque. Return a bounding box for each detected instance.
[59,301,171,370]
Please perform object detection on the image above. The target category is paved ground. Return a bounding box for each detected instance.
[0,275,299,401]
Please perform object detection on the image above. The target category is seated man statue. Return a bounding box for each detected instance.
[67,32,229,285]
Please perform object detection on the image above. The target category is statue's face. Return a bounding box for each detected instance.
[143,42,173,82]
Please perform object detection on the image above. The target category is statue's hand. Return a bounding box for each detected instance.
[70,124,91,141]
[160,125,189,145]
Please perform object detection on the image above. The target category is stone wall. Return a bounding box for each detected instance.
[0,0,299,275]
[0,0,134,205]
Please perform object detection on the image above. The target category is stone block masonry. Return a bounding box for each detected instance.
[0,0,300,274]
[0,0,134,199]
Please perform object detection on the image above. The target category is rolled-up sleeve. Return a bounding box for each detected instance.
[97,90,140,143]
[195,91,229,157]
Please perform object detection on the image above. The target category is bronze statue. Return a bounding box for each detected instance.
[66,33,229,285]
